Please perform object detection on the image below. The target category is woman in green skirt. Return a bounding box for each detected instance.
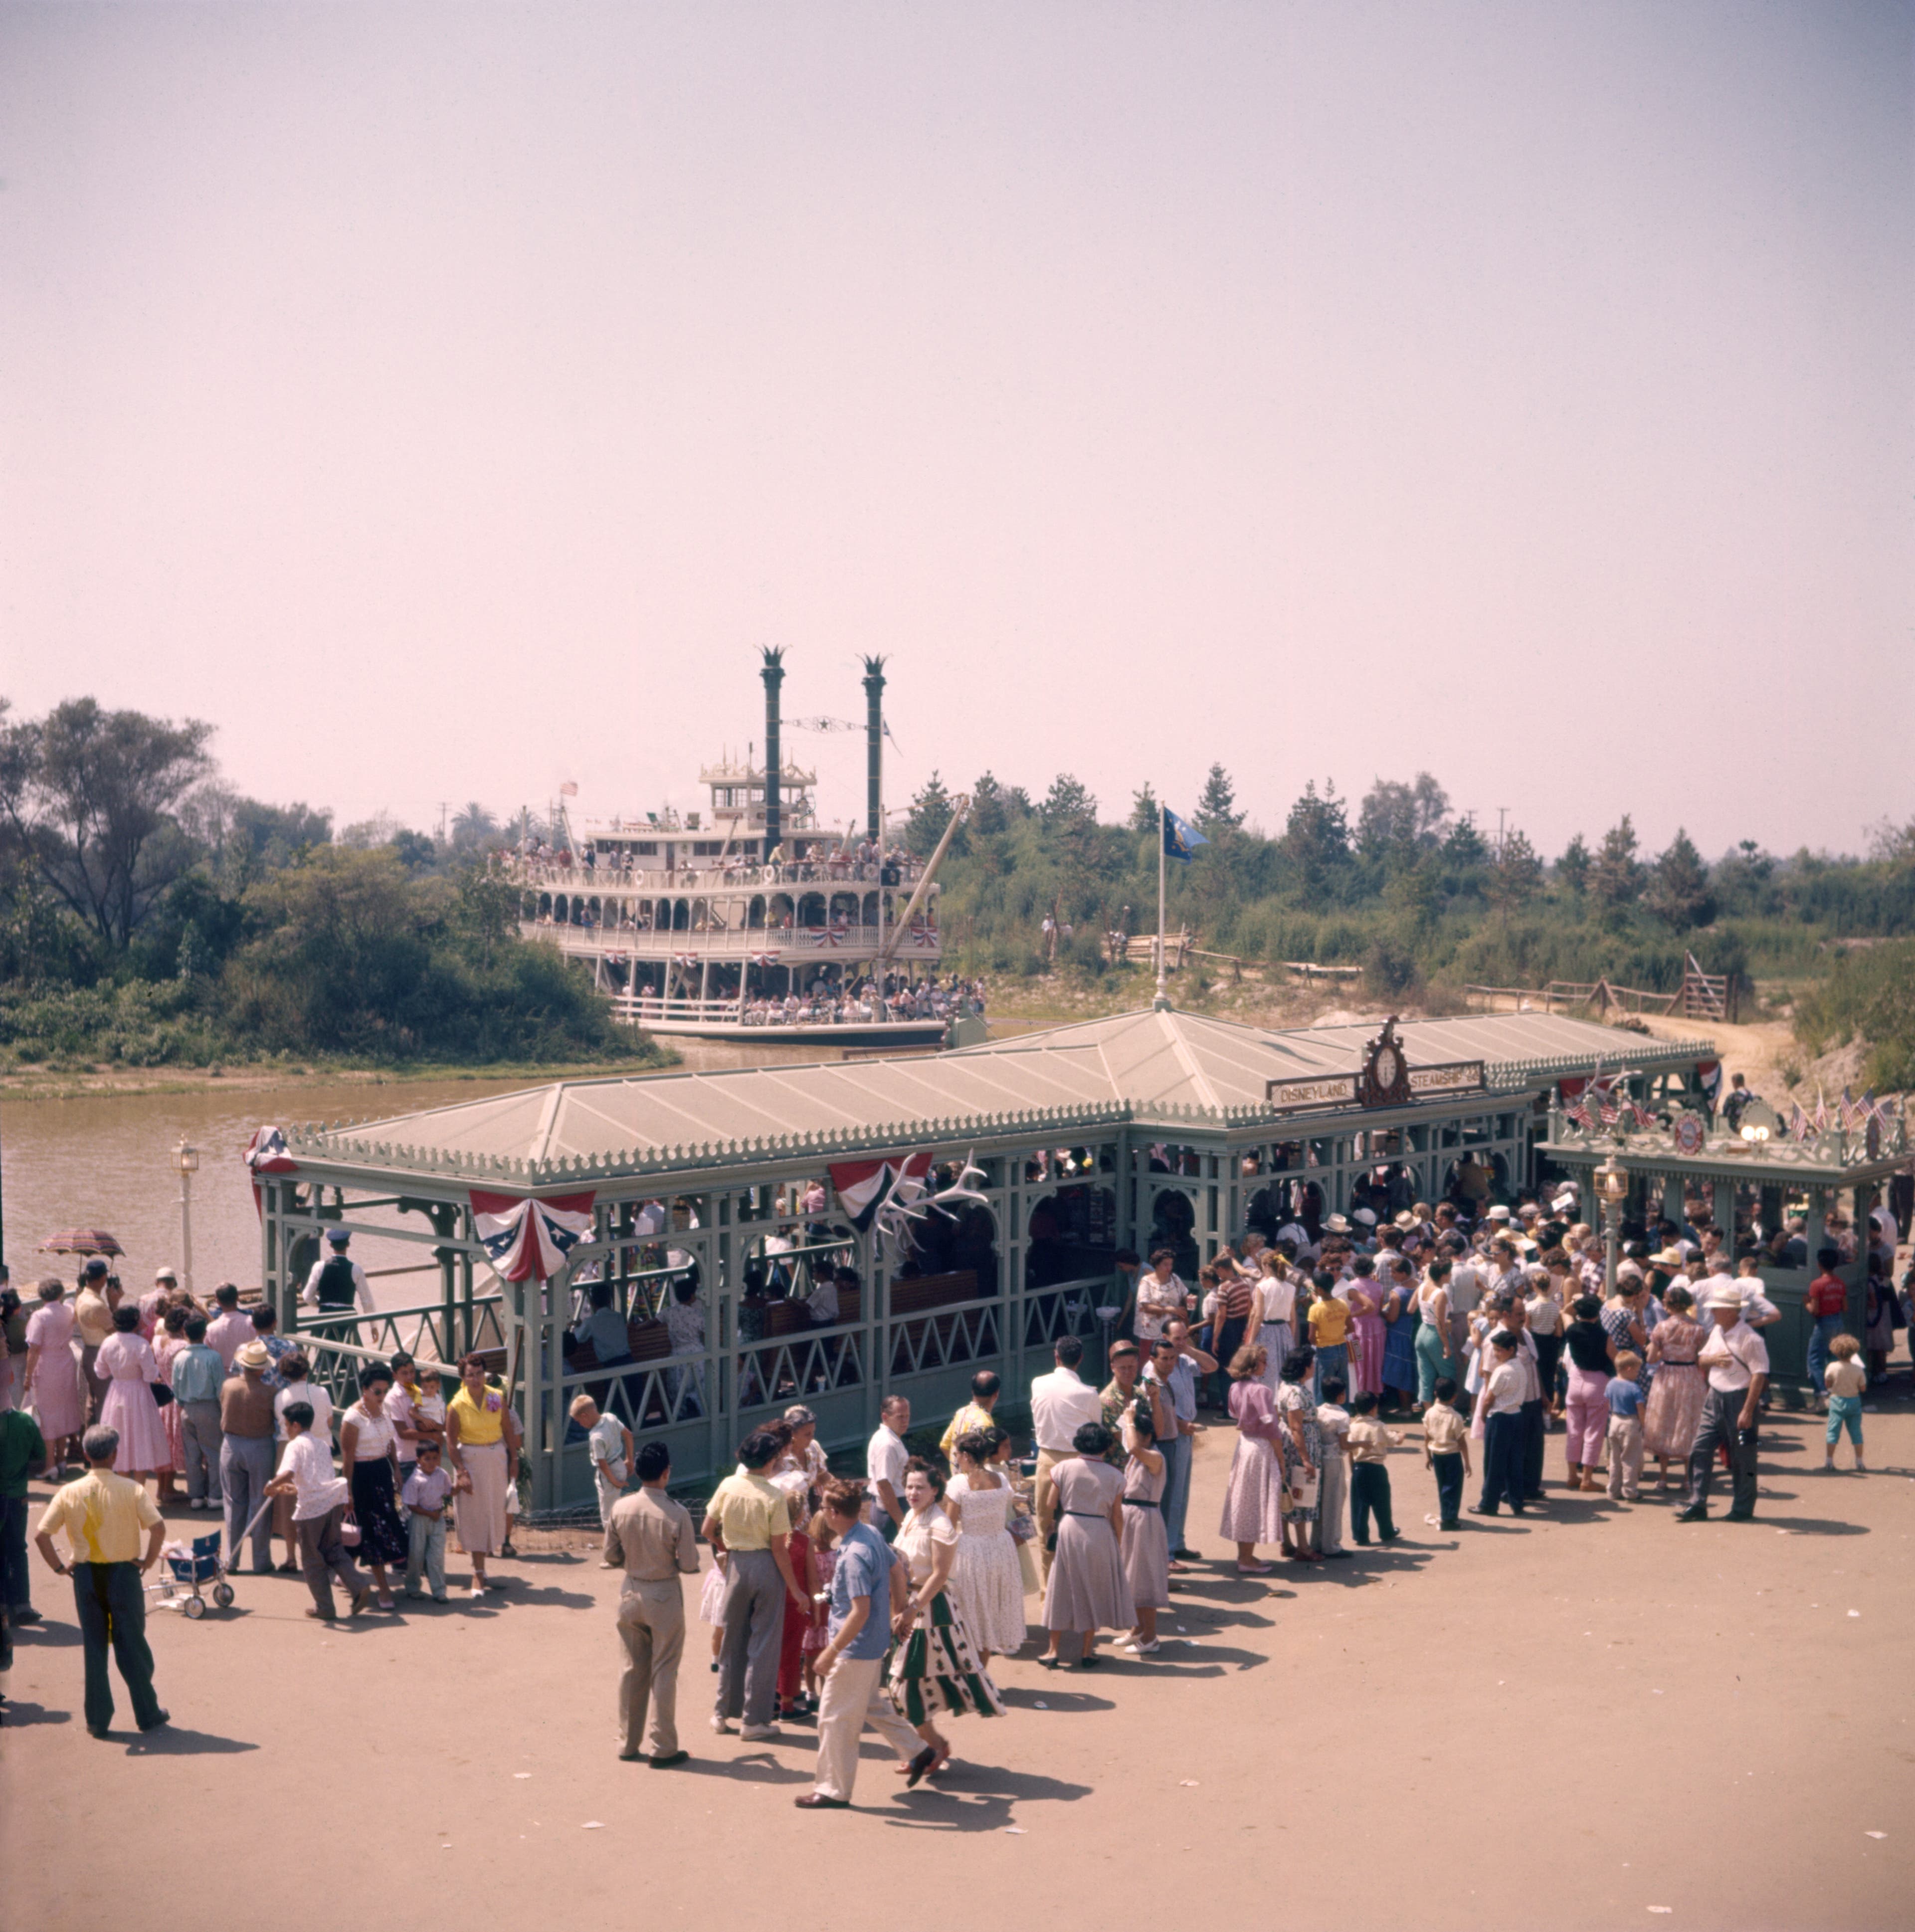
[888,1458,1003,1778]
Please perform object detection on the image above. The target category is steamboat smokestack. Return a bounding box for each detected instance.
[862,655,886,843]
[760,646,785,857]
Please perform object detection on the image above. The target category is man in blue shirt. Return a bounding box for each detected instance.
[795,1479,925,1808]
[168,1316,226,1511]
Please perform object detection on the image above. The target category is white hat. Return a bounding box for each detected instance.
[1551,1192,1577,1213]
[1486,1205,1512,1222]
[1352,1208,1377,1226]
[153,1265,178,1283]
[1705,1286,1745,1311]
[1324,1213,1350,1234]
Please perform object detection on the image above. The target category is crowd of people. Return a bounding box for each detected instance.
[5,1133,1907,1787]
[502,836,926,890]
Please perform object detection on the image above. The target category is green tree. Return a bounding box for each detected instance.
[1556,833,1591,896]
[970,772,1009,837]
[1645,828,1715,929]
[1591,816,1642,908]
[903,772,955,856]
[0,697,214,947]
[1277,781,1351,899]
[1040,773,1098,831]
[450,802,500,854]
[1486,828,1544,915]
[1129,783,1159,837]
[1356,773,1450,858]
[1195,764,1242,832]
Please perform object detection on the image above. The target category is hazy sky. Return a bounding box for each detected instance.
[3,3,1910,862]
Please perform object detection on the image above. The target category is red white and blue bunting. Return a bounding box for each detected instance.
[471,1190,596,1281]
[243,1125,299,1219]
[828,1152,934,1232]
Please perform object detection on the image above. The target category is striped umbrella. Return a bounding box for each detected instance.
[39,1229,126,1257]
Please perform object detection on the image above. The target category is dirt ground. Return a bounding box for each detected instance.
[5,1360,1913,1932]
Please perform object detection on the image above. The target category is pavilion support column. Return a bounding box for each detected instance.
[1662,1175,1683,1225]
[1805,1187,1827,1263]
[1709,1178,1733,1244]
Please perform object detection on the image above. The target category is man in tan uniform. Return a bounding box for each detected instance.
[605,1439,699,1765]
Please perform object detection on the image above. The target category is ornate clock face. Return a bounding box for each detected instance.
[1374,1045,1403,1090]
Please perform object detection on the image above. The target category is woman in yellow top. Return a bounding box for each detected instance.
[445,1354,522,1594]
[1304,1272,1350,1403]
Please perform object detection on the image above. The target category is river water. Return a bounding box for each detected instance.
[0,1036,855,1302]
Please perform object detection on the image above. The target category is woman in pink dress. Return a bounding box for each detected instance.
[1642,1283,1707,1491]
[95,1305,172,1478]
[23,1279,86,1464]
[1345,1272,1387,1400]
[1218,1343,1286,1574]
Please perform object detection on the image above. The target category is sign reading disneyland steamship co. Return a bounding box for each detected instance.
[1264,1017,1486,1115]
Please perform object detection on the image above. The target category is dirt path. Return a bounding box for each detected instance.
[7,1362,1913,1931]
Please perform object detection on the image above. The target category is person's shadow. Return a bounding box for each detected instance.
[0,1699,71,1727]
[124,1726,259,1755]
[882,1762,1094,1832]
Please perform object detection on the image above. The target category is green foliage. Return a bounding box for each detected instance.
[904,772,955,856]
[1793,941,1915,1089]
[1194,765,1242,832]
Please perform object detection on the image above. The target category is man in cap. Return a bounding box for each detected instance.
[1677,1287,1770,1522]
[302,1226,375,1336]
[219,1339,279,1572]
[34,1424,169,1737]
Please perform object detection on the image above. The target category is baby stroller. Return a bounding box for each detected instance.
[148,1495,269,1620]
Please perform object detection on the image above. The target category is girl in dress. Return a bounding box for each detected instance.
[698,1549,730,1669]
[1039,1424,1132,1669]
[1218,1344,1286,1574]
[1275,1346,1324,1563]
[340,1365,410,1611]
[95,1305,170,1480]
[890,1460,1003,1773]
[945,1431,1027,1663]
[1641,1283,1705,1490]
[799,1506,838,1701]
[1119,1399,1170,1654]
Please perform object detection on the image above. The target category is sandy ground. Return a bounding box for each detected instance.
[5,1362,1914,1932]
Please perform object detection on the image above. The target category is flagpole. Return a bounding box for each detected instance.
[1156,795,1168,1007]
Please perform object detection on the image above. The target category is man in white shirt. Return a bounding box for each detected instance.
[1468,1332,1528,1517]
[1447,1240,1486,1362]
[865,1396,910,1538]
[1029,1337,1103,1585]
[572,1393,633,1534]
[1678,1289,1770,1523]
[301,1228,375,1323]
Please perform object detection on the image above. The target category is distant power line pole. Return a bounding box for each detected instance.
[1496,806,1509,860]
[438,801,450,843]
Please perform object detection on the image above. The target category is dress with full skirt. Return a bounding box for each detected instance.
[946,1473,1028,1654]
[1120,1452,1170,1610]
[1642,1318,1706,1459]
[1218,1378,1287,1545]
[23,1302,86,1441]
[95,1331,172,1472]
[1041,1458,1133,1633]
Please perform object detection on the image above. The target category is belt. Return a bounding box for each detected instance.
[1063,1510,1108,1520]
[1121,1497,1160,1510]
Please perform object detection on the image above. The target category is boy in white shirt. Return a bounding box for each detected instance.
[571,1393,633,1534]
[401,1441,454,1601]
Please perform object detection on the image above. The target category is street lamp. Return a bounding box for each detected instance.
[1594,1154,1629,1296]
[174,1141,200,1301]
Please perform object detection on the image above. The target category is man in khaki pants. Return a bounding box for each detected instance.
[1029,1337,1103,1587]
[795,1480,927,1807]
[605,1441,700,1765]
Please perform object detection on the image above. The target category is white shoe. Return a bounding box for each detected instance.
[739,1723,781,1741]
[1125,1638,1161,1655]
[711,1715,736,1734]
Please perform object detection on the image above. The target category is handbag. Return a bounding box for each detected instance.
[151,1380,175,1408]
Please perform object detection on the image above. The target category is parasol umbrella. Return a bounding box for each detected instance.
[39,1229,126,1258]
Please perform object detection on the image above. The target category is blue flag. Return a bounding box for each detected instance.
[1163,806,1209,862]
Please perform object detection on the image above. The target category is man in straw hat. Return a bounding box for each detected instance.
[1676,1287,1771,1522]
[220,1339,279,1572]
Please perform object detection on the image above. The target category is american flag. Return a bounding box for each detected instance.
[1812,1089,1830,1135]
[1788,1101,1812,1141]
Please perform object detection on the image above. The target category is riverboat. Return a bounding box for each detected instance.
[507,652,975,1045]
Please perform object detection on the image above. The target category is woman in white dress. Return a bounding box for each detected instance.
[96,1305,171,1478]
[944,1430,1026,1663]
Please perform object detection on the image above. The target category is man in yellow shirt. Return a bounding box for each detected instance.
[34,1424,169,1737]
[701,1429,807,1742]
[938,1371,1001,1462]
